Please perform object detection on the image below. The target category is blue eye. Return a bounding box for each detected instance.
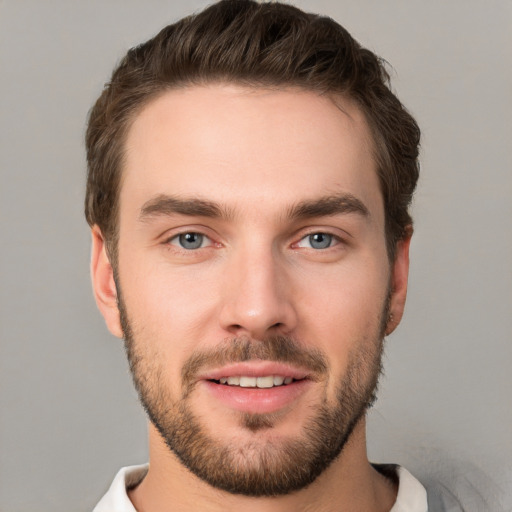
[297,233,335,249]
[172,232,208,250]
[309,233,333,249]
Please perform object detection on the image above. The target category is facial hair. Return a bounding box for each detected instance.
[118,290,388,497]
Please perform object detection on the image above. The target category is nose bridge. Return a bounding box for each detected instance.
[219,237,296,338]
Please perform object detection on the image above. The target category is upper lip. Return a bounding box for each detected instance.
[198,361,312,381]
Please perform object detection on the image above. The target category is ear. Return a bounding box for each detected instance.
[385,230,412,336]
[90,226,123,339]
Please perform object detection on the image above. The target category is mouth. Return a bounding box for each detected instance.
[198,362,314,415]
[212,375,300,388]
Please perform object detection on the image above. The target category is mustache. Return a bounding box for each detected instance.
[181,335,328,392]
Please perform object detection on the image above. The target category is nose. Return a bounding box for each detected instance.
[218,244,298,340]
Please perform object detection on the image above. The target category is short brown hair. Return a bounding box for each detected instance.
[85,0,420,262]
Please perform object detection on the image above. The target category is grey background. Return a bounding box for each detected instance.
[1,0,511,510]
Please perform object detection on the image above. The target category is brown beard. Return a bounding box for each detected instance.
[118,287,388,496]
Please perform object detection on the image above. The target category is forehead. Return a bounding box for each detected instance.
[121,84,382,220]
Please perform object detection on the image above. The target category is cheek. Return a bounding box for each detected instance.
[294,258,389,370]
[119,256,223,355]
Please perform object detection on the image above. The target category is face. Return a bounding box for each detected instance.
[92,85,410,496]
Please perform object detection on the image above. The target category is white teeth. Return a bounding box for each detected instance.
[239,376,257,387]
[218,375,296,387]
[273,376,285,386]
[256,376,274,388]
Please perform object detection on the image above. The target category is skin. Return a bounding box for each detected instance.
[91,84,411,512]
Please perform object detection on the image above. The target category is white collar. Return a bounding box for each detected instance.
[389,466,428,512]
[93,464,148,512]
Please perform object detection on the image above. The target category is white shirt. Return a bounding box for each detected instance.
[94,464,427,512]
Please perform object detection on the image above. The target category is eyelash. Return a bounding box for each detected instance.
[294,232,342,250]
[165,232,215,251]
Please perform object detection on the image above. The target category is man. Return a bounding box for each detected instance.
[86,1,426,510]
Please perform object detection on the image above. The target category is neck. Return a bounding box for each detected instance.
[128,417,397,512]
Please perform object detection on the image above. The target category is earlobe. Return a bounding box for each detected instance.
[90,226,124,339]
[385,230,412,336]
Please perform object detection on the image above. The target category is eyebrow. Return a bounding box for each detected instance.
[287,194,370,220]
[139,194,232,221]
[139,193,369,222]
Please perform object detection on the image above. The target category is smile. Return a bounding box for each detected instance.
[197,362,314,413]
[214,375,297,388]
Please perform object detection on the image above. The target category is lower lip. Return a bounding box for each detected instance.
[202,379,312,414]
